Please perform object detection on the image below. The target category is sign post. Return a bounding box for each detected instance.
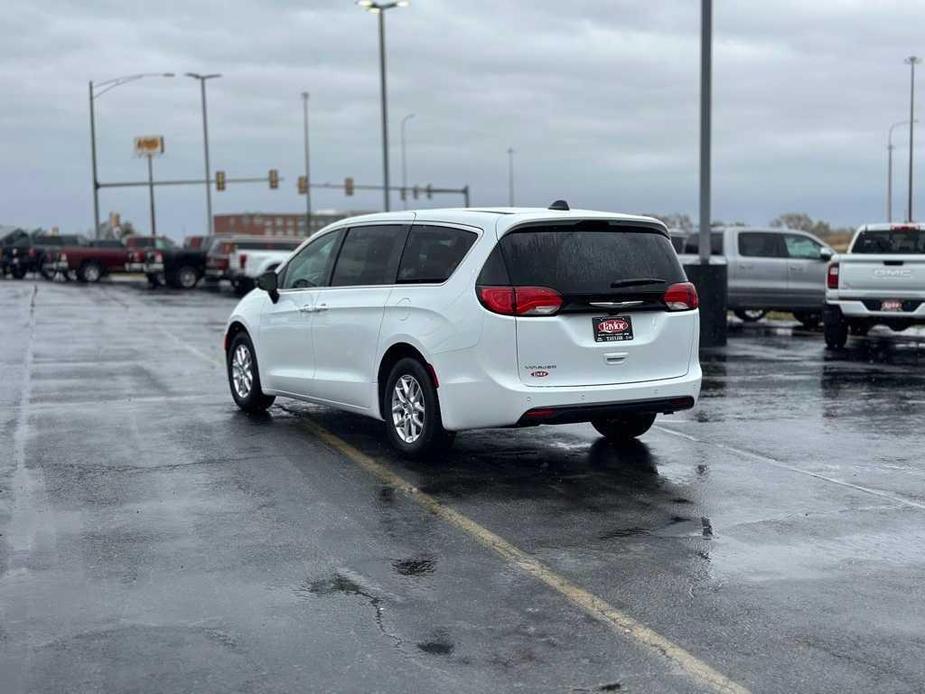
[135,136,164,235]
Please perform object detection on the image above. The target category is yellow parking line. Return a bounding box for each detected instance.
[173,336,746,692]
[301,419,750,694]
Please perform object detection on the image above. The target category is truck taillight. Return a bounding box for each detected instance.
[239,254,247,269]
[154,252,163,263]
[662,282,699,311]
[59,253,68,262]
[827,263,839,289]
[477,286,562,316]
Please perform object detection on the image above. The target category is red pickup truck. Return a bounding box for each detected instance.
[45,236,175,283]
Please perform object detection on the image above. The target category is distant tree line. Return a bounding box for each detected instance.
[643,211,854,239]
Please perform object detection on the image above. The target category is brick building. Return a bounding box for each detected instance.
[213,210,372,238]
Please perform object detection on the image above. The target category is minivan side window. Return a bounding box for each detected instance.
[783,234,823,259]
[280,229,343,289]
[738,232,784,258]
[398,225,478,284]
[330,225,407,287]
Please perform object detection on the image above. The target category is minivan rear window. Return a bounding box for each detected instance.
[494,223,685,295]
[398,225,477,283]
[852,228,925,254]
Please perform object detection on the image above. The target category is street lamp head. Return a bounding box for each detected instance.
[906,56,922,65]
[163,73,176,78]
[355,0,409,11]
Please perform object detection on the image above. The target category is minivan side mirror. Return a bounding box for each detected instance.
[257,270,279,303]
[819,247,834,261]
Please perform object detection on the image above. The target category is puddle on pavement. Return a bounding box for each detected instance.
[417,629,454,656]
[392,556,436,577]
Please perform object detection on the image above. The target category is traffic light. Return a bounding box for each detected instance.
[412,185,419,200]
[400,187,406,201]
[426,184,433,200]
[215,170,226,191]
[298,175,308,195]
[268,169,279,189]
[344,177,354,196]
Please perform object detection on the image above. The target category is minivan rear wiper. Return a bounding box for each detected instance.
[610,278,667,289]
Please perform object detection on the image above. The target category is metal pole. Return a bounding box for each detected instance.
[89,81,101,239]
[147,154,157,235]
[401,113,414,209]
[906,57,921,223]
[302,92,312,234]
[463,184,470,208]
[698,0,712,264]
[378,10,391,212]
[888,140,894,223]
[200,79,214,236]
[507,148,515,206]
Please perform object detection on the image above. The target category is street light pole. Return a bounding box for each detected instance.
[887,120,915,223]
[905,56,921,222]
[302,91,312,233]
[507,147,515,206]
[698,0,712,265]
[88,72,174,238]
[356,0,410,212]
[186,73,221,236]
[401,113,415,208]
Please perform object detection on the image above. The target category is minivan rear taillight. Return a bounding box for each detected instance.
[478,286,563,316]
[662,282,699,311]
[827,262,839,289]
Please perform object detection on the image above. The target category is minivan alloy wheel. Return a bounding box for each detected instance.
[231,344,253,399]
[391,375,425,443]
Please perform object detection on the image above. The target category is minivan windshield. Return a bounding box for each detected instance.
[851,228,925,254]
[499,223,685,295]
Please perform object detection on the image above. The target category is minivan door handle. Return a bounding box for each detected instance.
[298,304,314,314]
[315,303,329,312]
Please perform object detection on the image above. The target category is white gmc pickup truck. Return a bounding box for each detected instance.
[824,223,925,348]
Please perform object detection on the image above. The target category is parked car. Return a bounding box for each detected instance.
[227,237,303,295]
[204,237,239,284]
[3,232,88,279]
[1,228,31,277]
[124,236,178,276]
[183,235,211,250]
[680,226,833,328]
[47,235,171,282]
[823,223,925,348]
[142,242,208,289]
[224,205,702,457]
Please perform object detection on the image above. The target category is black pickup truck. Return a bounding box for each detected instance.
[1,231,87,279]
[141,239,211,289]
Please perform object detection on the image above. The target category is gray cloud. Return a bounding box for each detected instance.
[1,0,923,236]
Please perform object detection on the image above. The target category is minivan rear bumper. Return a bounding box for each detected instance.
[434,358,701,431]
[517,396,695,426]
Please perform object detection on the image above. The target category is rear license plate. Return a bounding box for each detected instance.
[593,315,634,342]
[881,299,903,312]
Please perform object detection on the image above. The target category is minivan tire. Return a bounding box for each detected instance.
[734,309,767,322]
[227,332,276,413]
[591,413,657,441]
[384,357,454,458]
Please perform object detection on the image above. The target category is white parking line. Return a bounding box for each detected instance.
[655,425,925,511]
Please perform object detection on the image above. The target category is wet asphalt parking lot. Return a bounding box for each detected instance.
[1,278,924,694]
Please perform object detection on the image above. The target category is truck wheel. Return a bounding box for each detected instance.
[824,311,849,349]
[793,311,821,330]
[78,261,102,283]
[10,267,26,280]
[734,309,767,322]
[384,358,454,459]
[172,266,199,290]
[227,333,275,413]
[591,413,657,442]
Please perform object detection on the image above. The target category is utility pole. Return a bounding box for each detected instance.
[905,56,921,222]
[507,147,515,206]
[887,120,914,223]
[146,154,157,235]
[302,91,312,233]
[401,113,415,209]
[186,73,221,235]
[89,82,100,239]
[698,0,712,264]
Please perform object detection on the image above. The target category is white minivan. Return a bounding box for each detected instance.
[225,204,702,457]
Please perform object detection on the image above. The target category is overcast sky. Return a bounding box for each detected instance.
[2,1,924,237]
